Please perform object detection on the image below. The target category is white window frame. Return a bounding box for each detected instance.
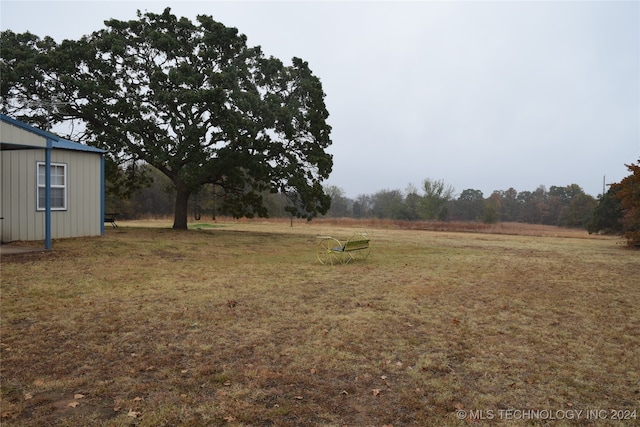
[37,162,67,211]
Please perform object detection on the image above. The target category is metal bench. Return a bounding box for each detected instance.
[104,213,119,229]
[316,233,370,265]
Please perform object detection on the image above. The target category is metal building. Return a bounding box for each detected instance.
[0,114,106,248]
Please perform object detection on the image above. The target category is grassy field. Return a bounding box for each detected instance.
[1,219,639,426]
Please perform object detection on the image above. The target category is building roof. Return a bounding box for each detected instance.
[0,113,105,154]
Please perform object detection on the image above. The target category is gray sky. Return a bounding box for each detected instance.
[2,0,638,198]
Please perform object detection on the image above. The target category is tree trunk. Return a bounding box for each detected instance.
[173,186,191,230]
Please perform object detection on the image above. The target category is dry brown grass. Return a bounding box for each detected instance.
[1,219,638,426]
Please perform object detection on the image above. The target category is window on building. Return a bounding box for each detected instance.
[37,162,67,210]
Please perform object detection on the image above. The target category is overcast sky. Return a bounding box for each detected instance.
[2,0,638,198]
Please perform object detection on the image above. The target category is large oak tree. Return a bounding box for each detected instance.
[1,8,333,229]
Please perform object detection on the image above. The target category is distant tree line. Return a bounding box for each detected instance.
[107,164,295,220]
[111,168,595,227]
[111,159,639,247]
[322,180,598,228]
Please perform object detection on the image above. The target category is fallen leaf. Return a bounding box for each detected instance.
[133,396,143,402]
[33,380,44,386]
[381,375,388,380]
[395,361,403,367]
[73,394,85,399]
[127,409,141,418]
[223,380,232,386]
[181,369,189,374]
[68,401,80,408]
[113,397,124,412]
[372,389,381,396]
[310,368,316,374]
[23,393,33,400]
[294,395,303,400]
[224,415,236,422]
